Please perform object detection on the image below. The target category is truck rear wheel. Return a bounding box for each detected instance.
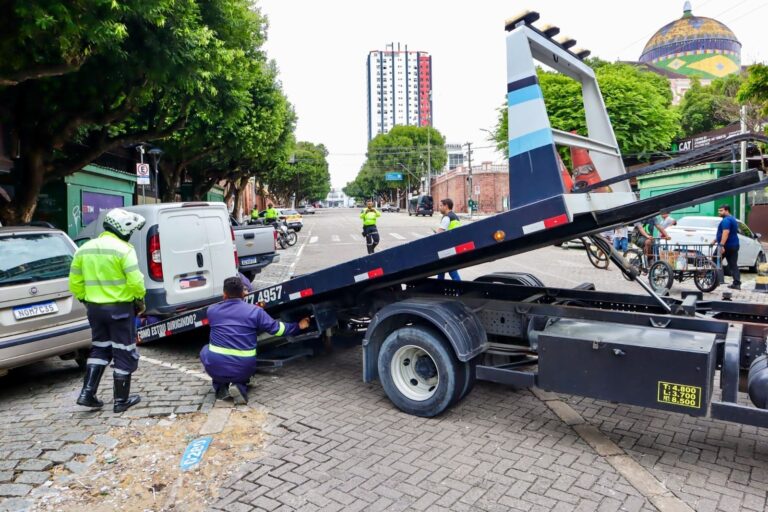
[378,325,464,417]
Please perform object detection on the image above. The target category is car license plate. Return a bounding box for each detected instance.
[13,301,59,320]
[240,256,260,266]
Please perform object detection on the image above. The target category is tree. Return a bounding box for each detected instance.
[265,142,331,207]
[678,74,749,137]
[0,0,175,86]
[492,62,680,159]
[345,125,447,203]
[0,0,268,224]
[738,64,768,120]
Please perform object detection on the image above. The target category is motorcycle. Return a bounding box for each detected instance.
[276,220,297,249]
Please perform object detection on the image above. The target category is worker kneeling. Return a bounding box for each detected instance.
[200,277,310,404]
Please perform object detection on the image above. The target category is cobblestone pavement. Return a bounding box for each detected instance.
[0,341,215,510]
[3,210,768,511]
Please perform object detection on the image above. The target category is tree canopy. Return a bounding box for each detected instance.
[738,64,768,121]
[266,142,331,207]
[492,62,680,160]
[344,125,446,203]
[0,0,330,225]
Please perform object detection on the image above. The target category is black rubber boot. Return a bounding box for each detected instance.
[76,364,105,408]
[113,374,141,413]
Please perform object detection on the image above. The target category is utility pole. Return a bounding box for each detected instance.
[739,104,747,223]
[465,142,473,219]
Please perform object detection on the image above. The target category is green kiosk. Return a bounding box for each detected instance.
[34,164,136,238]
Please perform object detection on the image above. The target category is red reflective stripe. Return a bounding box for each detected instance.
[300,288,314,297]
[455,242,475,254]
[368,268,384,279]
[201,318,209,326]
[543,214,569,229]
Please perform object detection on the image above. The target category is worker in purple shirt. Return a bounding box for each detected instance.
[200,277,310,404]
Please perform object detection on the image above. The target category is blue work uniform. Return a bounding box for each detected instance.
[199,299,300,395]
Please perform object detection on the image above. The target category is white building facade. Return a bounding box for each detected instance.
[367,43,432,141]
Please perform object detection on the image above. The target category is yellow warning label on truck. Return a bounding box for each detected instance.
[657,381,702,409]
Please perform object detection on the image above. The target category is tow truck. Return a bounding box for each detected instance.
[138,13,768,428]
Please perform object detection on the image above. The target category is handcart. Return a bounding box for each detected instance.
[647,241,722,293]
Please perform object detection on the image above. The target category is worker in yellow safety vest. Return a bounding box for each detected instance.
[436,198,462,281]
[263,204,279,225]
[360,200,381,254]
[69,208,147,413]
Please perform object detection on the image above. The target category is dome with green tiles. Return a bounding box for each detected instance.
[639,1,741,79]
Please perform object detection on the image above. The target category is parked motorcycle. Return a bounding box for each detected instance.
[276,220,297,249]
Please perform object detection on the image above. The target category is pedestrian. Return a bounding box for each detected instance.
[710,204,741,290]
[613,225,629,253]
[69,208,147,413]
[200,277,310,404]
[649,211,676,237]
[435,198,461,281]
[633,216,671,261]
[360,200,381,254]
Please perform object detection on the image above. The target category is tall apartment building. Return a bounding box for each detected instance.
[366,43,432,141]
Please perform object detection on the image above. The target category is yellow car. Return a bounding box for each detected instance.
[278,209,303,232]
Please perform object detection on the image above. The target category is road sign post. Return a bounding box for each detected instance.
[136,163,150,186]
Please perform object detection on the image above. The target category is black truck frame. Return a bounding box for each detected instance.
[137,13,768,429]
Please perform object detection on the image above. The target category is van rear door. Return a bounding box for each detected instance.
[158,206,233,307]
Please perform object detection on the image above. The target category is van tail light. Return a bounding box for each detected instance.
[231,227,238,268]
[273,228,278,249]
[147,226,163,282]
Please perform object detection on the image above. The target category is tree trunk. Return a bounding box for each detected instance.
[192,178,214,201]
[161,161,185,202]
[0,147,47,225]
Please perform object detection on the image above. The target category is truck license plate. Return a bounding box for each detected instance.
[13,301,59,320]
[240,256,260,266]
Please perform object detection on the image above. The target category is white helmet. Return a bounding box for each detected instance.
[103,208,146,238]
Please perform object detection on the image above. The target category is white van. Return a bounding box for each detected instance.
[75,202,237,317]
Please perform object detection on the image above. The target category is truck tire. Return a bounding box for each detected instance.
[378,325,464,417]
[474,272,544,287]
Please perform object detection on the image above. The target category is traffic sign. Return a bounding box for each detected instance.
[136,163,150,185]
[474,185,481,196]
[385,172,403,181]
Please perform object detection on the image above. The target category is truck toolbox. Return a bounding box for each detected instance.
[537,319,717,416]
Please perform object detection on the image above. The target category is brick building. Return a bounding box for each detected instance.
[431,162,509,214]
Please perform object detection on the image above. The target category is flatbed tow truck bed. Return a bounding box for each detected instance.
[138,13,768,429]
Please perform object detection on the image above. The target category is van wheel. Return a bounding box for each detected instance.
[378,325,464,417]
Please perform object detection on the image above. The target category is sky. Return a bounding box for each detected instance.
[257,0,767,189]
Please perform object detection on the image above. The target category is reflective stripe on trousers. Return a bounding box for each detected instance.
[208,344,257,357]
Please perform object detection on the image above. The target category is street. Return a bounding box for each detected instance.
[2,207,768,511]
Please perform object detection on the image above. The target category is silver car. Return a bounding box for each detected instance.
[0,226,91,376]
